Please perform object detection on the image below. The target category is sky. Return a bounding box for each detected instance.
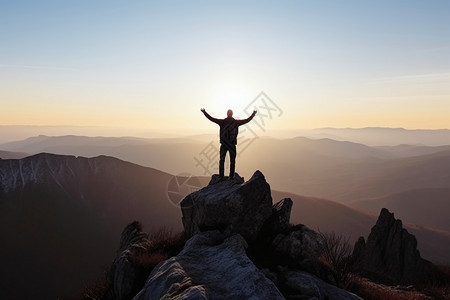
[1,0,449,137]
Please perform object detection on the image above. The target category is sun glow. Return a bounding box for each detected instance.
[203,81,256,118]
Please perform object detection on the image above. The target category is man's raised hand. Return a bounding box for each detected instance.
[200,108,206,114]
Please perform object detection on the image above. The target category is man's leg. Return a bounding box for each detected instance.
[219,144,227,178]
[229,144,236,179]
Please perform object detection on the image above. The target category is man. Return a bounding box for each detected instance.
[200,108,257,180]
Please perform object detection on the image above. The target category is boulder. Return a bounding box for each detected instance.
[262,198,293,234]
[353,208,445,285]
[181,170,273,241]
[278,268,362,300]
[133,230,285,300]
[271,225,324,276]
[108,221,150,300]
[104,171,367,299]
[208,173,244,185]
[117,221,149,254]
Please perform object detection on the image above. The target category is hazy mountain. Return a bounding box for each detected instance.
[0,135,209,176]
[2,135,450,204]
[350,188,450,232]
[296,127,450,146]
[376,144,450,157]
[241,140,450,202]
[0,125,187,144]
[328,150,450,201]
[0,150,29,159]
[0,134,395,160]
[3,126,450,146]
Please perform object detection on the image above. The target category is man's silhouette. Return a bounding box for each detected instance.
[201,108,257,179]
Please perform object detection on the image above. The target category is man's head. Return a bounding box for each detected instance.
[227,109,233,117]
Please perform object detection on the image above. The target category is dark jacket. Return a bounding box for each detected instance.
[203,112,255,145]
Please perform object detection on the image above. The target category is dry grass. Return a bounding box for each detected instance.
[346,267,450,300]
[318,230,353,287]
[420,265,450,300]
[80,272,111,300]
[347,276,433,300]
[81,226,187,299]
[128,227,187,269]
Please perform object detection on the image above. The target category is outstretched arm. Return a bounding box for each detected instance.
[200,108,221,124]
[236,110,257,125]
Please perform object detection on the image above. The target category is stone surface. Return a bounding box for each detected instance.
[106,171,366,299]
[117,221,149,254]
[271,225,324,276]
[133,230,285,300]
[279,268,362,300]
[108,221,150,300]
[263,198,293,234]
[181,170,273,241]
[353,208,444,285]
[208,173,244,185]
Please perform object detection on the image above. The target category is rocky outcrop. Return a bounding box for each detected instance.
[108,221,150,300]
[278,268,361,300]
[117,221,149,254]
[262,198,293,234]
[257,199,329,279]
[124,171,362,299]
[271,225,325,276]
[181,170,273,241]
[133,231,285,300]
[353,208,445,285]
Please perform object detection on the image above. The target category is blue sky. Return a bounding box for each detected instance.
[1,1,449,133]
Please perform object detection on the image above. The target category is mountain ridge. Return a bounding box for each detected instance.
[3,135,450,203]
[350,188,450,232]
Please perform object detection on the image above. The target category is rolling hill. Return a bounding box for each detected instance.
[2,135,450,204]
[0,150,29,159]
[350,188,450,232]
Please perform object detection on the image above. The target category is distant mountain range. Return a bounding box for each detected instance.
[350,188,450,232]
[0,150,28,159]
[2,134,449,202]
[1,152,449,298]
[296,127,450,146]
[2,134,449,229]
[2,126,450,146]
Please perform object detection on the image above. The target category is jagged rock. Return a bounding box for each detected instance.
[133,230,285,300]
[278,268,362,300]
[353,208,445,285]
[108,221,150,300]
[180,170,273,241]
[102,171,366,299]
[351,236,366,265]
[262,198,293,234]
[109,252,140,300]
[271,225,324,276]
[117,221,149,254]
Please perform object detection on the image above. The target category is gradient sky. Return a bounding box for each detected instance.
[1,1,449,136]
